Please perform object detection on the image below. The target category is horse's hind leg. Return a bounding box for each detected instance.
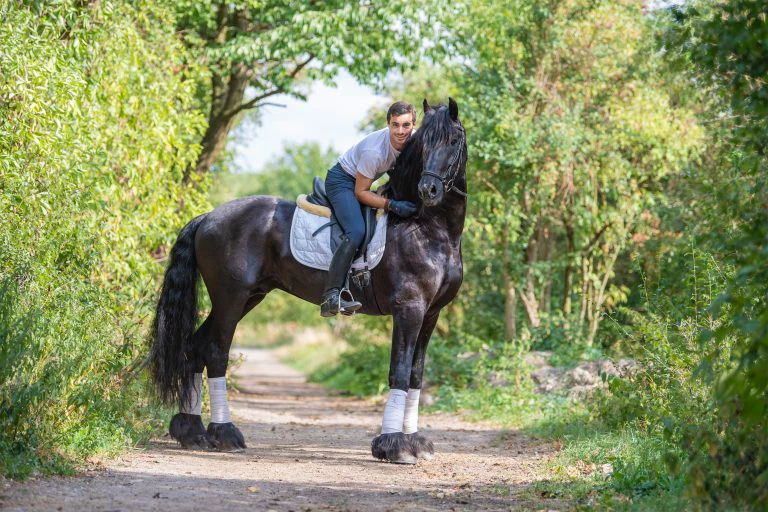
[169,317,212,449]
[202,291,251,451]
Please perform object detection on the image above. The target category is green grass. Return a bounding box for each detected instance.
[525,417,687,510]
[431,385,690,510]
[279,330,390,396]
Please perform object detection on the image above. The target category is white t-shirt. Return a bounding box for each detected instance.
[338,127,400,180]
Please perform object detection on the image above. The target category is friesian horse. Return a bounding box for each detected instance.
[149,98,467,464]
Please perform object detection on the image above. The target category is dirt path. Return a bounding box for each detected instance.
[2,348,562,511]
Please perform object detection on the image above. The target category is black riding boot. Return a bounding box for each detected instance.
[321,236,363,317]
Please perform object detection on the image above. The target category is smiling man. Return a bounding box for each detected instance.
[320,101,418,317]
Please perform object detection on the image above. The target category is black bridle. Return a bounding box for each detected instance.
[420,128,468,198]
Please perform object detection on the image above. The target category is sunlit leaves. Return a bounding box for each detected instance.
[453,0,702,342]
[0,0,208,475]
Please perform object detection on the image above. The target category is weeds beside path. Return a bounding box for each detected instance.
[2,347,563,511]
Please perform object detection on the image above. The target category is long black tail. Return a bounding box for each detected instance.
[149,214,207,408]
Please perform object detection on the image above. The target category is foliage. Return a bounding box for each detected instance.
[0,0,207,477]
[305,1,767,509]
[651,1,768,506]
[308,314,392,396]
[310,341,390,397]
[174,0,452,178]
[454,0,703,345]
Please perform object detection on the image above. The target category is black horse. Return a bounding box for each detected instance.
[149,98,468,463]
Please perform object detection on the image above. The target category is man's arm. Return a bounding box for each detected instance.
[354,175,389,210]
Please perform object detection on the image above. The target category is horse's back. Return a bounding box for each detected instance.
[197,195,295,238]
[194,195,296,289]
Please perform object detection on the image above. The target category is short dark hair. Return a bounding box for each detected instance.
[387,101,416,123]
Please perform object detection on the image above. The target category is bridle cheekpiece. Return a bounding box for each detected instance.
[420,127,468,198]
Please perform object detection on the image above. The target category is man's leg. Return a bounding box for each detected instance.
[322,169,365,316]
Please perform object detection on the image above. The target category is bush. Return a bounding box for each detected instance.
[0,1,207,477]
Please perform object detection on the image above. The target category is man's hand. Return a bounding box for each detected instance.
[387,200,418,218]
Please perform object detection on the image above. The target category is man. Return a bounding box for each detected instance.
[321,101,418,317]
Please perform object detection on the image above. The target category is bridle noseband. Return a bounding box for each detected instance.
[420,128,468,198]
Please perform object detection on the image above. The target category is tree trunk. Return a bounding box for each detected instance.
[562,219,574,315]
[540,223,552,315]
[501,221,517,341]
[579,256,589,329]
[519,287,541,328]
[520,224,541,328]
[505,284,517,341]
[586,245,620,346]
[185,65,250,183]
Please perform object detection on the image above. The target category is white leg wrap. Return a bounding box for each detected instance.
[208,376,232,423]
[403,388,420,434]
[381,389,407,434]
[180,372,203,415]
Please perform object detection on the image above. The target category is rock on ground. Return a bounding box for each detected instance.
[527,352,639,395]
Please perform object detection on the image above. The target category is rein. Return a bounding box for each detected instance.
[421,129,468,198]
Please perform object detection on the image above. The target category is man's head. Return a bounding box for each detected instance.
[387,100,416,151]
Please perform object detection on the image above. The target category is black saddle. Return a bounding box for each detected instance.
[306,176,378,261]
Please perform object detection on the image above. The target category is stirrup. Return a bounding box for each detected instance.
[320,288,361,317]
[339,288,362,316]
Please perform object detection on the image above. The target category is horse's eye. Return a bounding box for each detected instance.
[451,139,459,146]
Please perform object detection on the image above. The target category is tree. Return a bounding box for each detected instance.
[455,0,702,344]
[174,0,448,182]
[658,0,768,504]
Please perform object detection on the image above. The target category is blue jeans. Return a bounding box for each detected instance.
[325,163,366,247]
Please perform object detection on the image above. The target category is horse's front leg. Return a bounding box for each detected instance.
[371,303,425,464]
[404,309,439,460]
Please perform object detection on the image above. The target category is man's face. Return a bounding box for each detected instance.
[388,112,415,151]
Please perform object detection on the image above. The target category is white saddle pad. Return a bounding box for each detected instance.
[289,207,388,271]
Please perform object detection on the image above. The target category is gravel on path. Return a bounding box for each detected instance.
[1,347,562,511]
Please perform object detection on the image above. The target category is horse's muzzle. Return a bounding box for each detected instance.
[418,176,443,207]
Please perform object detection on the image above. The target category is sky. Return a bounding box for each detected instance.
[228,71,387,173]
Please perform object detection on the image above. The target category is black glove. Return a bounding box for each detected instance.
[387,200,418,218]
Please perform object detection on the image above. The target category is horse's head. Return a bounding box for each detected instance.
[417,98,467,207]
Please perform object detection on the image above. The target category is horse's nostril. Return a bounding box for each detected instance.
[430,185,437,197]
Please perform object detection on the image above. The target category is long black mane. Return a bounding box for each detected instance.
[388,105,458,203]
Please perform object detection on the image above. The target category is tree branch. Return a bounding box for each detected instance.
[224,55,315,118]
[225,87,283,118]
[581,222,612,257]
[255,102,287,109]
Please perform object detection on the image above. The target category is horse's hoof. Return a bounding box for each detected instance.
[405,432,434,461]
[371,432,417,464]
[169,413,211,450]
[206,422,247,452]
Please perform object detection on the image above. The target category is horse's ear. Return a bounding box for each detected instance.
[449,97,459,121]
[423,98,432,114]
